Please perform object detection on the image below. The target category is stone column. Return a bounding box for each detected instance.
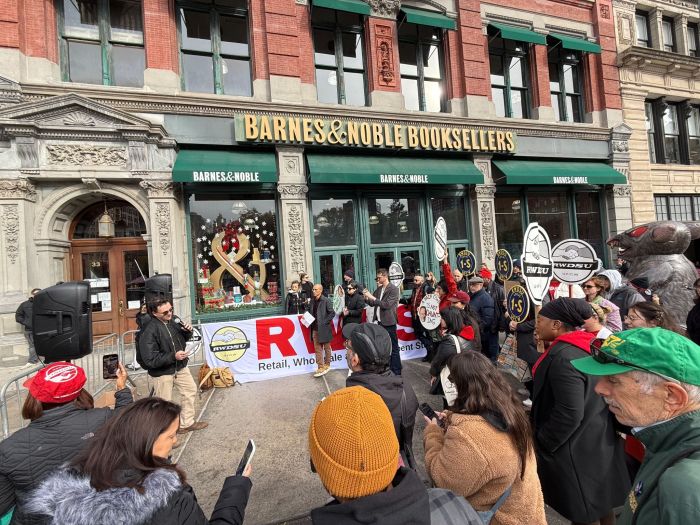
[276,146,313,286]
[649,9,664,51]
[675,14,689,56]
[470,157,497,269]
[139,180,190,318]
[606,123,634,260]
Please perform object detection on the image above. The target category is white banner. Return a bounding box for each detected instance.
[202,305,427,383]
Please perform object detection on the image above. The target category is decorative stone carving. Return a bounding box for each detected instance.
[129,141,148,172]
[479,202,496,263]
[0,179,36,201]
[277,184,309,200]
[139,180,177,199]
[376,24,397,88]
[1,204,20,264]
[368,0,400,18]
[612,140,629,153]
[612,184,632,197]
[612,0,636,10]
[62,112,96,127]
[46,145,128,167]
[600,4,611,19]
[617,13,634,45]
[15,137,38,171]
[155,203,171,255]
[474,185,496,198]
[283,156,299,176]
[81,178,101,192]
[287,204,306,274]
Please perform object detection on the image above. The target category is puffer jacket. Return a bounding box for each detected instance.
[0,388,133,524]
[24,467,251,525]
[138,317,192,377]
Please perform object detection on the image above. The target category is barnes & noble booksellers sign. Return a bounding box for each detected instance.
[236,114,517,153]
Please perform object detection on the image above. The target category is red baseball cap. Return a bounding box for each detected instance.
[480,268,493,280]
[448,291,470,304]
[23,362,87,403]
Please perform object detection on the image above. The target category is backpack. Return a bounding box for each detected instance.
[198,364,214,391]
[428,485,512,525]
[211,367,234,388]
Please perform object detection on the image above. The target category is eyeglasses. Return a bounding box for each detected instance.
[589,339,680,384]
[157,308,173,315]
[624,314,641,322]
[582,285,597,289]
[347,287,355,291]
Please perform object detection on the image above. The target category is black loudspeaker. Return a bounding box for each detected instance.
[33,282,92,363]
[145,273,173,304]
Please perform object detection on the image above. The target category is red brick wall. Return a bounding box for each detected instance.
[15,0,58,62]
[143,0,178,73]
[457,0,490,97]
[445,29,465,100]
[0,0,19,49]
[530,44,551,110]
[296,3,314,84]
[261,0,302,78]
[590,0,622,110]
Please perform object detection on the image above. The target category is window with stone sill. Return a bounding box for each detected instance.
[646,99,699,165]
[489,35,530,119]
[177,0,252,96]
[635,11,650,47]
[549,47,584,123]
[398,23,445,113]
[662,17,676,53]
[312,7,367,107]
[57,0,144,87]
[189,195,282,314]
[688,23,699,58]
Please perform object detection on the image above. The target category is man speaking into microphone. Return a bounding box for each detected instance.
[138,298,207,433]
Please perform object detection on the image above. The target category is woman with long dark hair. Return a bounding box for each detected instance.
[25,398,252,524]
[0,362,132,524]
[423,351,546,525]
[429,308,477,402]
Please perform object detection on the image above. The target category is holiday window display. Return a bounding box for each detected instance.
[190,198,281,314]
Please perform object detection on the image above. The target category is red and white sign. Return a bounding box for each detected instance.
[202,305,427,383]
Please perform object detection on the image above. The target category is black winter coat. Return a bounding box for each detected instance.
[514,318,538,366]
[138,317,192,377]
[532,338,629,522]
[468,289,495,333]
[285,291,306,315]
[429,335,477,396]
[343,292,365,325]
[24,467,251,525]
[14,299,33,331]
[687,303,700,346]
[0,388,133,524]
[310,295,335,344]
[346,370,419,468]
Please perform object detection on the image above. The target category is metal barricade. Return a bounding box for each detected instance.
[73,334,121,397]
[120,323,205,374]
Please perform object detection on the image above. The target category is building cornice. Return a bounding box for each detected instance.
[618,46,700,77]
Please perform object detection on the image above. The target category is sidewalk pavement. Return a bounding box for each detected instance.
[177,359,568,525]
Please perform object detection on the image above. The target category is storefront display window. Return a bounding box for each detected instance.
[189,195,281,314]
[368,198,421,244]
[312,198,356,247]
[527,192,571,246]
[575,193,604,257]
[494,195,524,256]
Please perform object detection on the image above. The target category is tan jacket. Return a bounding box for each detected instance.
[424,413,546,525]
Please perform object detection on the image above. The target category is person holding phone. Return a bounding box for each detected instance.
[0,362,132,524]
[25,398,252,524]
[138,298,207,434]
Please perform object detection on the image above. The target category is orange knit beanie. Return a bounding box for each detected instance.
[308,386,399,500]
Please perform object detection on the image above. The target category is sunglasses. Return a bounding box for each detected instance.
[589,339,680,384]
[347,287,355,291]
[582,285,597,289]
[158,308,174,314]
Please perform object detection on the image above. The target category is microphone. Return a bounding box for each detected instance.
[172,315,191,331]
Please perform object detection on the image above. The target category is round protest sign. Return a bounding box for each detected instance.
[332,284,345,314]
[388,262,405,287]
[418,293,441,330]
[551,239,601,285]
[495,249,513,281]
[507,285,531,324]
[456,249,476,276]
[520,223,554,306]
[434,217,447,261]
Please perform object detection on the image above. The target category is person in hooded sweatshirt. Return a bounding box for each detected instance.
[531,298,628,525]
[25,397,252,525]
[308,386,483,525]
[597,269,644,319]
[344,323,419,468]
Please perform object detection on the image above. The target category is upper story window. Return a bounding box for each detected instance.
[645,101,657,163]
[662,17,676,52]
[635,11,650,47]
[58,0,144,86]
[398,23,444,112]
[689,106,700,164]
[688,23,699,57]
[489,36,530,119]
[312,8,366,106]
[177,0,251,96]
[646,99,700,165]
[549,47,584,123]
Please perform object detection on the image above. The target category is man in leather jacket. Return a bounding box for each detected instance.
[138,298,207,434]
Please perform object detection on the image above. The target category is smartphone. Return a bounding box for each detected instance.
[102,354,119,380]
[235,439,255,476]
[419,403,444,428]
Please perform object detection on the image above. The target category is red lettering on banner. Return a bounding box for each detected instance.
[256,317,298,360]
[397,305,417,342]
[297,317,317,355]
[330,319,345,351]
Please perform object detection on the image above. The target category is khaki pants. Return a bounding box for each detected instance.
[313,330,331,368]
[152,367,197,428]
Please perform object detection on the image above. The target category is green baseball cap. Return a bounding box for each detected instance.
[572,327,700,386]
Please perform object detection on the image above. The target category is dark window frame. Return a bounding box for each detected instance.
[662,16,676,53]
[397,22,446,113]
[176,0,252,96]
[635,11,651,47]
[56,0,145,86]
[548,46,585,123]
[688,22,699,57]
[645,100,658,163]
[312,8,367,106]
[646,98,700,165]
[654,195,700,221]
[488,35,531,119]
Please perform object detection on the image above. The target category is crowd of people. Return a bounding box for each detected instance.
[5,258,700,524]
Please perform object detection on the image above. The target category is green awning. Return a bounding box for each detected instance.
[549,32,602,54]
[307,155,483,185]
[400,7,456,30]
[489,22,546,45]
[312,0,371,16]
[172,150,277,183]
[493,160,626,185]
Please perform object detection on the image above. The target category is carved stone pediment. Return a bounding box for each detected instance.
[0,75,22,108]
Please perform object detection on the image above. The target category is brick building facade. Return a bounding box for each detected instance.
[0,0,634,348]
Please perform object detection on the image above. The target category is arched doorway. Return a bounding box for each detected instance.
[69,200,149,337]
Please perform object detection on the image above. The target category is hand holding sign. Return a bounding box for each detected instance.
[434,217,447,261]
[495,249,513,281]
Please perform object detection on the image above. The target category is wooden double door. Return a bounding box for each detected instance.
[70,238,149,337]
